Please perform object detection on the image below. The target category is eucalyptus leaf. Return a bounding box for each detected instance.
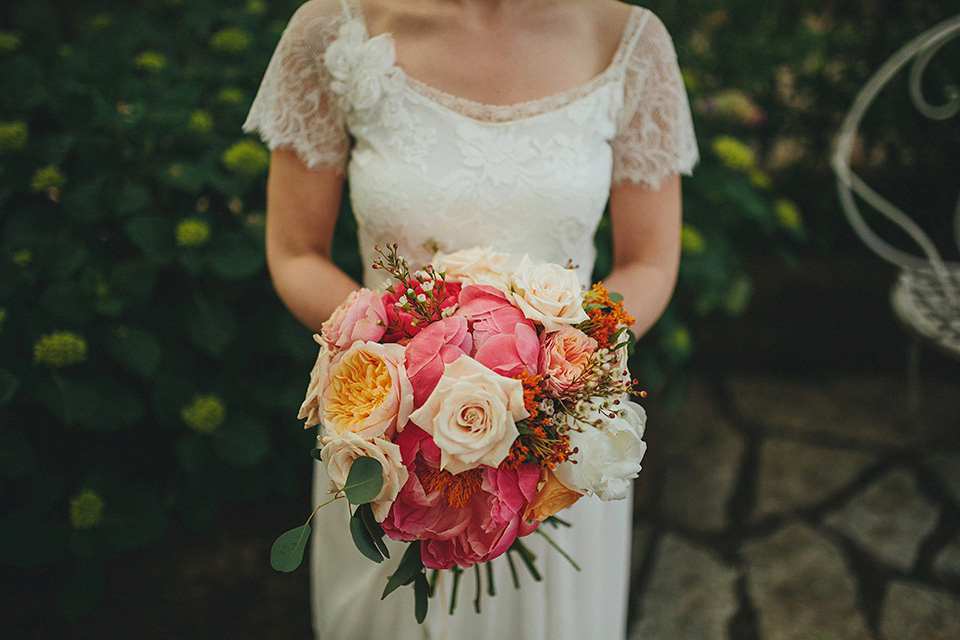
[343,456,383,505]
[310,447,323,461]
[125,216,174,257]
[185,296,237,356]
[270,523,312,573]
[349,507,383,563]
[414,572,429,624]
[382,540,422,600]
[359,503,389,559]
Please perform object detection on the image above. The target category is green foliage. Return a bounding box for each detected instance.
[0,0,309,619]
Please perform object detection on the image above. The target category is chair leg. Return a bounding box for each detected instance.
[906,334,922,412]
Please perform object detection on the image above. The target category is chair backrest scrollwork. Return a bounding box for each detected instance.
[832,14,960,313]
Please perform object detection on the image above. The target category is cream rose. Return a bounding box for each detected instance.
[320,432,408,522]
[554,399,646,501]
[431,247,512,291]
[409,354,528,475]
[298,334,334,429]
[321,341,413,439]
[509,255,589,332]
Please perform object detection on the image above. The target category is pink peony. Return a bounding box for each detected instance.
[381,279,462,343]
[420,464,540,569]
[381,426,540,569]
[455,285,539,377]
[380,427,470,543]
[404,316,473,407]
[321,289,388,350]
[539,327,598,395]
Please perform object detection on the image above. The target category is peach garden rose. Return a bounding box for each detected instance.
[321,341,413,439]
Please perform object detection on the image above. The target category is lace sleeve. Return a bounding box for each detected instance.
[242,0,349,171]
[611,12,699,189]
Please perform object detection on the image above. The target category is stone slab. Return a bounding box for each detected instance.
[753,438,876,521]
[928,453,960,507]
[631,533,739,640]
[824,468,940,571]
[660,381,745,533]
[728,375,960,447]
[934,532,960,580]
[742,522,872,640]
[880,581,960,640]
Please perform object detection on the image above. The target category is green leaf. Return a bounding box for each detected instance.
[102,325,161,378]
[185,296,237,356]
[349,507,383,563]
[110,260,158,307]
[270,523,311,573]
[0,368,20,406]
[114,183,151,216]
[0,434,36,479]
[62,181,107,224]
[0,508,67,567]
[343,456,383,505]
[125,216,174,257]
[382,541,422,600]
[57,553,104,621]
[56,377,143,432]
[101,486,168,552]
[608,291,624,303]
[359,502,389,559]
[175,435,209,475]
[310,447,322,461]
[213,415,271,468]
[205,230,265,279]
[414,572,429,623]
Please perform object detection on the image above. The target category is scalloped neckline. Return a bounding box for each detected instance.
[343,0,646,123]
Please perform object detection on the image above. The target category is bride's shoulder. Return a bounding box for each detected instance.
[286,0,349,34]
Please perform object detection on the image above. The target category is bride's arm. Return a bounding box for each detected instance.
[265,148,361,333]
[601,173,682,339]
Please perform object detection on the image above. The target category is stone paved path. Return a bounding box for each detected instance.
[627,372,960,640]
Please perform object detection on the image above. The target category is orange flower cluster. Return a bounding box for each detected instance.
[502,372,571,471]
[420,464,484,509]
[582,282,635,347]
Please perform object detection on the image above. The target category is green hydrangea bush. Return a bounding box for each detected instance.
[0,0,312,620]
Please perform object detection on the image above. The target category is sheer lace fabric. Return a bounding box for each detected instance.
[243,2,697,639]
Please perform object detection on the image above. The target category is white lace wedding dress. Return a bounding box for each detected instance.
[244,0,697,638]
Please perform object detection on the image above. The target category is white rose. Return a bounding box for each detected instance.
[554,399,646,501]
[320,432,409,522]
[509,255,589,332]
[431,247,512,291]
[298,334,334,429]
[409,355,528,475]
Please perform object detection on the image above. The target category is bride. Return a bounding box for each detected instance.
[244,0,697,637]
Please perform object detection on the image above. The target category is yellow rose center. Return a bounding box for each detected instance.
[326,350,392,433]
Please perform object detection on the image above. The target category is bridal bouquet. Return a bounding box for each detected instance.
[271,245,646,621]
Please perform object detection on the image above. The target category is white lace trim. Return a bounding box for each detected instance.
[242,2,351,171]
[611,12,700,189]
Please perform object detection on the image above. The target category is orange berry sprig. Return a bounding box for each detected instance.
[503,372,572,470]
[578,283,635,348]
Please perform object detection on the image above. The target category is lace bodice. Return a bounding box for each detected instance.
[243,0,698,287]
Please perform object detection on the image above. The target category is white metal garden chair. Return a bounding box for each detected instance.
[832,14,960,400]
